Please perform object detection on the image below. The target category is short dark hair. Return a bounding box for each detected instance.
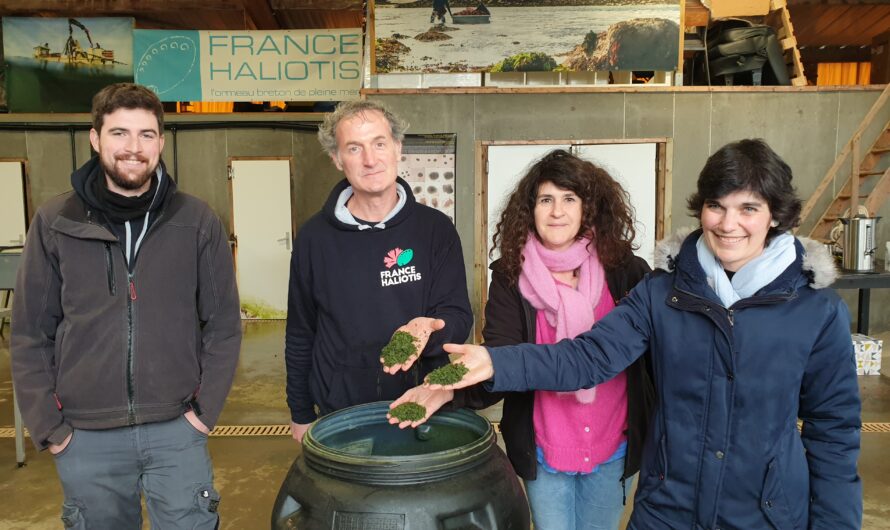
[687,139,801,239]
[91,83,164,133]
[493,149,637,283]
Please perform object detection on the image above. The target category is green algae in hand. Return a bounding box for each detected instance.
[381,331,418,367]
[389,402,427,422]
[426,363,469,385]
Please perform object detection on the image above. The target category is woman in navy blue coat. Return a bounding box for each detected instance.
[427,139,862,529]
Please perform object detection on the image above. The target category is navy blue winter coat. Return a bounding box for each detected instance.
[487,230,861,529]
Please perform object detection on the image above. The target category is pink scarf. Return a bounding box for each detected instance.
[518,234,605,403]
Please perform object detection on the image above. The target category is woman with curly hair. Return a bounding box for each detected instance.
[390,149,655,529]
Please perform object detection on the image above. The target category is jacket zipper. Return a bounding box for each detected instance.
[90,203,170,425]
[126,270,136,423]
[104,243,116,296]
[122,209,165,425]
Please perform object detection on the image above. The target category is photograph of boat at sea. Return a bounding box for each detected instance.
[3,17,134,112]
[373,0,680,74]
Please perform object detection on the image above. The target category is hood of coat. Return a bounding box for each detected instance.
[322,176,417,232]
[654,227,838,290]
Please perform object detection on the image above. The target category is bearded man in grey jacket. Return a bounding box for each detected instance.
[11,83,241,529]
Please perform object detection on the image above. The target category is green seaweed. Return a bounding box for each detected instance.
[490,52,557,72]
[389,402,427,422]
[426,362,470,385]
[381,331,418,367]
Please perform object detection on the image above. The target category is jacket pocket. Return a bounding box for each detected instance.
[761,458,800,530]
[181,414,210,438]
[103,242,116,296]
[51,430,77,459]
[54,320,70,363]
[635,433,668,504]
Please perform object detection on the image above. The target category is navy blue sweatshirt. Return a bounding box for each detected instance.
[285,178,473,423]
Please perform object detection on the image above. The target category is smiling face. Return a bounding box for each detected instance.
[89,107,164,196]
[533,181,583,252]
[700,190,773,272]
[331,109,401,201]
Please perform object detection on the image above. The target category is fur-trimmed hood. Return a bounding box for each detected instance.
[653,228,838,289]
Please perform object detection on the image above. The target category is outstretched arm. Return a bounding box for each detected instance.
[428,279,654,394]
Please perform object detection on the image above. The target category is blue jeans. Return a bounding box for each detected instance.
[524,457,632,530]
[52,415,220,529]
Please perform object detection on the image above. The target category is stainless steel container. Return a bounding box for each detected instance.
[840,216,881,272]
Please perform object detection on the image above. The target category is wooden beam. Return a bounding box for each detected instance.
[788,0,890,4]
[240,0,280,29]
[684,0,710,26]
[799,45,871,63]
[271,0,362,9]
[0,0,243,13]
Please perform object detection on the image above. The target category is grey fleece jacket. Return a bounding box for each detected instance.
[10,187,241,450]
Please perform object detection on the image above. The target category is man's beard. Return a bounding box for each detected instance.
[102,157,157,191]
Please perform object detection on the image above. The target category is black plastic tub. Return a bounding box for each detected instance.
[272,401,530,529]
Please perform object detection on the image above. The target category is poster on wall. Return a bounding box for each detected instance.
[399,134,456,223]
[374,0,680,74]
[2,17,134,112]
[134,29,363,102]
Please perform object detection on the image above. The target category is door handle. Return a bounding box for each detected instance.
[277,232,292,251]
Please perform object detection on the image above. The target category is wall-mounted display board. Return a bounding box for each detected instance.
[399,134,457,223]
[372,0,680,75]
[2,17,134,112]
[474,139,670,341]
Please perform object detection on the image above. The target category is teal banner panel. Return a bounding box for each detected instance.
[134,30,201,101]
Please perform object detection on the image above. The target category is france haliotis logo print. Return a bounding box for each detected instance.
[381,247,421,286]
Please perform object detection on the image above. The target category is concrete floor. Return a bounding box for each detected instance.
[0,322,888,529]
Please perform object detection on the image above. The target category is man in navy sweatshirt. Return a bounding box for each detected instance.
[285,100,473,443]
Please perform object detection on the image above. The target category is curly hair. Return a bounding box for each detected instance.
[317,100,409,156]
[687,138,801,242]
[492,149,638,284]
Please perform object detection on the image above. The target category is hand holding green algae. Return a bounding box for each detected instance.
[426,362,470,386]
[381,331,418,367]
[381,317,446,374]
[388,402,427,423]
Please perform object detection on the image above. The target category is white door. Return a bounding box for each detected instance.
[230,159,293,318]
[576,143,657,267]
[0,161,27,247]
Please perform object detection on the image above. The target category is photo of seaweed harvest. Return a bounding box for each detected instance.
[374,0,680,74]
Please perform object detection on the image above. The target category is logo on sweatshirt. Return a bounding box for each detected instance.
[381,247,422,287]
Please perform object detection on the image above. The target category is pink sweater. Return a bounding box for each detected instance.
[532,282,628,473]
